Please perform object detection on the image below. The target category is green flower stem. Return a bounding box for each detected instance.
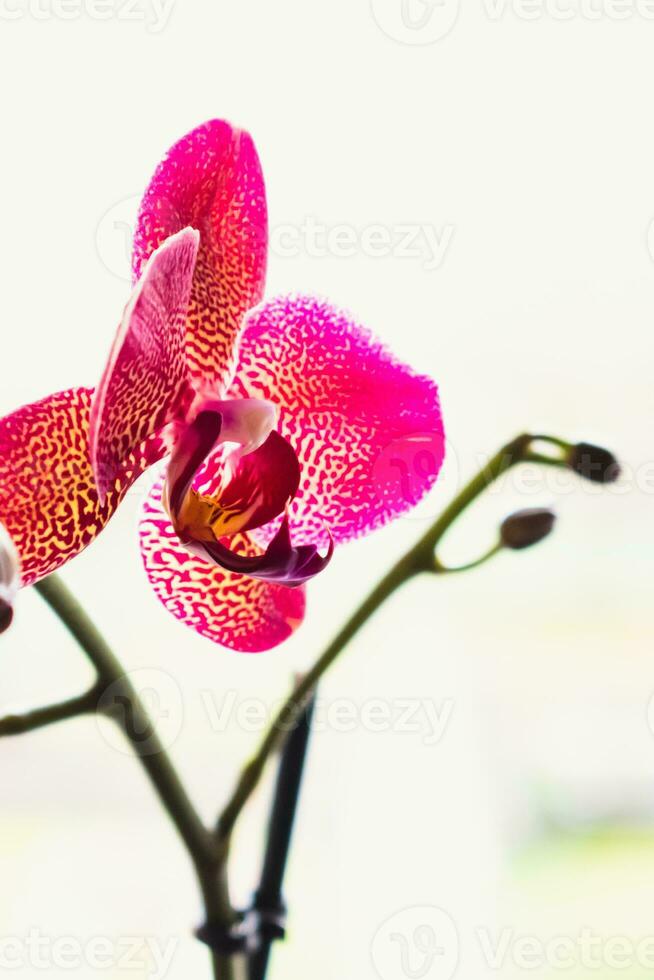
[1,431,572,980]
[0,687,100,736]
[215,432,567,845]
[31,577,236,980]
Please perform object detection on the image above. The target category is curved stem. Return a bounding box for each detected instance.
[216,550,422,842]
[16,431,573,980]
[0,687,100,736]
[216,432,541,844]
[33,576,235,980]
[434,541,503,575]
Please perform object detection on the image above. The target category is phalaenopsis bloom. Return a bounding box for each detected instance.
[0,120,444,651]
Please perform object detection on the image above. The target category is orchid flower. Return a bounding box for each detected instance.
[0,120,444,652]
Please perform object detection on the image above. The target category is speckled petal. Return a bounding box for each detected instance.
[232,295,445,545]
[0,389,157,586]
[91,228,199,499]
[139,476,305,653]
[133,120,267,395]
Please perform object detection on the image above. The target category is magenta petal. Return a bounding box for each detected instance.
[133,120,268,395]
[140,475,306,653]
[0,388,157,586]
[232,295,445,544]
[90,229,199,499]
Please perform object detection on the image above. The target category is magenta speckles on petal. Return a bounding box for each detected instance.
[91,229,199,499]
[0,388,153,587]
[231,295,445,546]
[132,120,268,395]
[140,475,306,653]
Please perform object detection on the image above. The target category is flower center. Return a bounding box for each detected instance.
[165,398,298,544]
[161,399,332,587]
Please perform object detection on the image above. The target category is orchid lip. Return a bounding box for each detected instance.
[186,396,279,475]
[166,410,224,520]
[192,516,334,588]
[163,400,331,587]
[165,399,295,536]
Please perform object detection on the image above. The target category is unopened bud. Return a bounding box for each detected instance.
[0,523,20,634]
[500,508,556,550]
[568,442,620,484]
[0,600,13,634]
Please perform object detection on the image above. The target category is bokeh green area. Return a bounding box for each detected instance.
[502,825,654,979]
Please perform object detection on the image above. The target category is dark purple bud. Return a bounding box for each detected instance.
[568,442,620,484]
[0,599,13,634]
[0,523,20,634]
[500,508,556,550]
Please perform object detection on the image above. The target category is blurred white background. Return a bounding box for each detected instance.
[1,0,654,977]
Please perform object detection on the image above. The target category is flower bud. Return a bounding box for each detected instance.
[500,508,556,550]
[0,523,20,634]
[568,442,620,484]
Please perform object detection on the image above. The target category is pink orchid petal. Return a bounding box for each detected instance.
[140,476,305,653]
[232,295,445,545]
[90,228,199,500]
[0,388,158,586]
[133,120,268,395]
